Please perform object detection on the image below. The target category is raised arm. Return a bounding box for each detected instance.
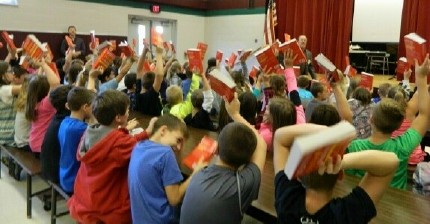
[273,123,326,174]
[410,54,430,136]
[341,150,399,204]
[201,72,214,112]
[331,70,353,123]
[153,46,164,93]
[136,46,150,77]
[115,57,135,83]
[224,93,267,172]
[39,58,61,91]
[283,49,305,124]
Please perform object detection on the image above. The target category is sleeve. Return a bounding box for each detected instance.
[202,89,214,113]
[0,85,13,103]
[113,131,139,166]
[186,74,202,102]
[162,151,184,186]
[396,128,423,158]
[239,163,261,210]
[338,186,377,223]
[274,171,304,215]
[99,79,119,93]
[295,105,306,124]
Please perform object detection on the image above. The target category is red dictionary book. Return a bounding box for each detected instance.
[197,42,208,60]
[216,50,223,62]
[396,57,411,81]
[187,48,204,74]
[249,65,260,80]
[284,121,356,179]
[182,136,218,170]
[404,32,427,65]
[90,30,97,49]
[65,35,74,48]
[22,35,47,60]
[143,61,152,72]
[293,66,300,77]
[92,48,116,70]
[278,38,307,65]
[359,72,374,91]
[118,41,135,57]
[315,53,341,82]
[151,28,164,47]
[208,68,237,102]
[239,49,253,62]
[1,31,16,51]
[227,53,237,68]
[254,45,281,74]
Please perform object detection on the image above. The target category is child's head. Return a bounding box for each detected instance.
[152,114,189,149]
[25,75,50,121]
[302,104,341,191]
[191,89,204,109]
[124,73,137,90]
[231,71,246,89]
[67,63,83,85]
[166,85,183,106]
[352,87,372,106]
[142,72,155,90]
[310,82,329,101]
[67,87,96,118]
[50,85,74,115]
[346,78,359,99]
[98,66,115,83]
[372,98,405,134]
[218,122,257,169]
[270,75,286,97]
[238,92,258,125]
[92,90,130,127]
[12,66,28,85]
[378,83,392,98]
[387,86,408,110]
[265,97,296,132]
[0,61,13,86]
[297,75,311,89]
[170,61,182,74]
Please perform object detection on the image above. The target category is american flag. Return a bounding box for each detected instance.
[264,0,277,45]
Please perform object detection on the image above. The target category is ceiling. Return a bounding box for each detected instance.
[134,0,266,10]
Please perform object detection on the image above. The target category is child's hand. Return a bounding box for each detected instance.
[283,49,297,68]
[89,67,103,78]
[415,53,430,77]
[318,154,342,175]
[404,68,412,80]
[145,117,158,135]
[192,157,208,174]
[126,118,139,131]
[224,92,240,117]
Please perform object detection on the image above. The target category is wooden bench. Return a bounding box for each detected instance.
[0,145,50,218]
[48,181,70,224]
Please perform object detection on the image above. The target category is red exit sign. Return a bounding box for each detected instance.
[150,4,161,14]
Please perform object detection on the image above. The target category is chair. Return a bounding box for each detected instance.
[367,53,390,75]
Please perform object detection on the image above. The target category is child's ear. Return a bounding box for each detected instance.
[65,102,70,110]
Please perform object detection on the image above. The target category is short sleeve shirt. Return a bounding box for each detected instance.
[275,171,376,224]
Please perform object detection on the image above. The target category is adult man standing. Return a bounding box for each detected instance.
[298,35,316,79]
[60,25,86,58]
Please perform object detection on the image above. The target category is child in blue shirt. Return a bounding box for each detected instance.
[58,86,95,193]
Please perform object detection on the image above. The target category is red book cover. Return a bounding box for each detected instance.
[182,136,218,170]
[90,30,97,49]
[118,41,134,57]
[359,72,374,91]
[396,57,411,81]
[227,53,237,68]
[293,66,300,77]
[151,28,164,47]
[249,65,259,80]
[65,35,74,48]
[343,65,357,78]
[197,42,208,60]
[270,39,281,54]
[254,45,281,74]
[187,48,203,74]
[239,49,253,61]
[208,68,237,102]
[22,35,47,60]
[92,48,116,70]
[1,31,16,51]
[404,32,427,65]
[284,121,356,179]
[278,38,307,65]
[143,61,152,72]
[216,50,223,62]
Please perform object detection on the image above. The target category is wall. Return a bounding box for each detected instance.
[0,0,205,62]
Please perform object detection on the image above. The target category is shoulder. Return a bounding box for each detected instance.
[330,186,377,222]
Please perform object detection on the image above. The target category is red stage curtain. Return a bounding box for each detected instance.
[275,0,354,72]
[397,0,430,60]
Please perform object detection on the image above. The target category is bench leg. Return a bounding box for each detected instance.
[51,186,57,224]
[27,174,32,218]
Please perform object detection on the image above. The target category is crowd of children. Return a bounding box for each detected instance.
[1,27,430,224]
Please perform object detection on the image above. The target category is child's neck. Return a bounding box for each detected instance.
[70,111,86,121]
[192,107,200,116]
[215,158,237,170]
[305,188,333,215]
[368,131,391,144]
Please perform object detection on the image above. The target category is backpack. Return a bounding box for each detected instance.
[413,162,430,196]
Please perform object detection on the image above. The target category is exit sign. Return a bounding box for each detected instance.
[150,4,161,14]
